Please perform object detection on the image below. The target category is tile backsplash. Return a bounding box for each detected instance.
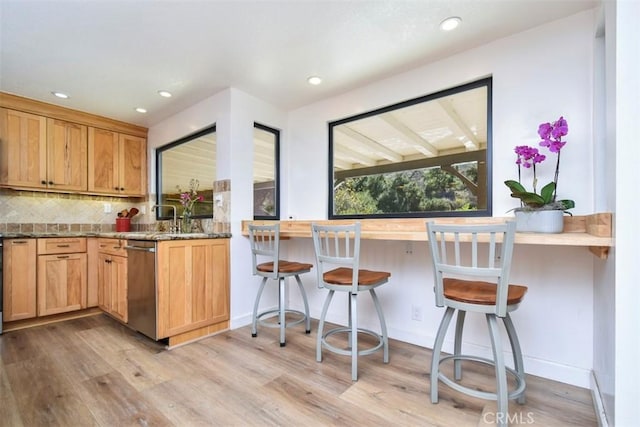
[0,179,230,234]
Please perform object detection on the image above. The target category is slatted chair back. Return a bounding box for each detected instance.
[311,222,361,294]
[248,223,280,280]
[426,221,516,317]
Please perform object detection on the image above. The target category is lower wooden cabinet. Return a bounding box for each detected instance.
[36,238,87,316]
[156,239,230,338]
[96,238,128,323]
[3,239,37,321]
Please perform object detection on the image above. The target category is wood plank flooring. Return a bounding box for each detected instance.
[0,314,597,426]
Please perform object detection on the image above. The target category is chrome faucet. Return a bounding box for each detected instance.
[152,204,180,233]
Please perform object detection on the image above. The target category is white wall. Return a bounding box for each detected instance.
[285,10,597,387]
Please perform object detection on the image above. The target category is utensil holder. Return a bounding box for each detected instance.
[116,217,131,232]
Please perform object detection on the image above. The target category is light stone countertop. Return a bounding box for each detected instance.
[0,231,231,240]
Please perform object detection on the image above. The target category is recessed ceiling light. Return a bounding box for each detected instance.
[135,107,147,113]
[307,76,322,85]
[51,91,69,99]
[439,16,462,31]
[158,90,172,98]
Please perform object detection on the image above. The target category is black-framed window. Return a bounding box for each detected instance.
[328,77,492,219]
[253,123,280,220]
[155,125,216,220]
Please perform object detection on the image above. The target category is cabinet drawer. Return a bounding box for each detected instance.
[37,237,87,255]
[97,238,128,257]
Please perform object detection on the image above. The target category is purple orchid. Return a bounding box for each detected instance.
[505,116,575,211]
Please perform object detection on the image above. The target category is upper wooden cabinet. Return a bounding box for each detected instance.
[0,93,148,197]
[88,128,147,196]
[46,118,88,191]
[0,108,47,189]
[0,110,89,191]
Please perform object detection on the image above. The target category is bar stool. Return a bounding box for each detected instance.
[248,223,312,347]
[426,221,527,426]
[311,222,390,381]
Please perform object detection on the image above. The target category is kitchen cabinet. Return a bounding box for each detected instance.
[36,237,87,316]
[3,239,37,321]
[157,239,229,339]
[88,128,147,196]
[0,109,88,192]
[46,118,88,191]
[0,108,47,188]
[97,238,128,323]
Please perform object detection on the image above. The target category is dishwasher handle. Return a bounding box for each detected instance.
[125,245,156,253]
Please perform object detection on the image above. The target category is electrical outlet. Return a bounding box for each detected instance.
[411,305,423,321]
[405,242,413,254]
[103,203,112,214]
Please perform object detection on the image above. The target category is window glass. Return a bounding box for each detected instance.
[329,78,491,218]
[155,125,216,219]
[254,123,280,219]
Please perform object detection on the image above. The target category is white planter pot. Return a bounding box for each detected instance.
[514,209,564,233]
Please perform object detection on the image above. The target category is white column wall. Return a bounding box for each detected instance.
[148,88,288,330]
[613,0,640,425]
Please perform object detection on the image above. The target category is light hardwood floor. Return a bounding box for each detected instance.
[0,314,597,426]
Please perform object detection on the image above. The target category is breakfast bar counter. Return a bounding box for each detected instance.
[242,212,612,258]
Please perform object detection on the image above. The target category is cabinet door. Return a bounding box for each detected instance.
[46,118,88,191]
[109,255,128,323]
[97,252,127,323]
[3,239,37,321]
[0,108,47,188]
[97,253,112,312]
[157,239,229,338]
[37,253,87,316]
[118,134,146,196]
[88,127,119,194]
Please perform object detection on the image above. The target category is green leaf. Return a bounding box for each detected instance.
[504,180,526,193]
[558,199,575,210]
[540,182,556,204]
[511,191,546,207]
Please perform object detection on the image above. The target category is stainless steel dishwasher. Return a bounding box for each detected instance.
[125,240,158,340]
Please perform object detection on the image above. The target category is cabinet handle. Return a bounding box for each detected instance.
[114,187,119,190]
[48,181,54,185]
[12,240,28,245]
[41,180,47,185]
[120,187,125,191]
[57,255,69,259]
[56,244,70,248]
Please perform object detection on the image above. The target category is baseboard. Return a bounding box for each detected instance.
[590,371,609,427]
[389,325,592,388]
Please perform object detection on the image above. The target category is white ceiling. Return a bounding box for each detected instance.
[0,0,598,128]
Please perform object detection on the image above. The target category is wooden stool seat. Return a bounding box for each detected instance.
[444,278,528,306]
[323,267,391,286]
[257,261,313,274]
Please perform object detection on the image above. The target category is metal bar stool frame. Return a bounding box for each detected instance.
[311,222,390,381]
[248,223,312,347]
[426,221,527,427]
